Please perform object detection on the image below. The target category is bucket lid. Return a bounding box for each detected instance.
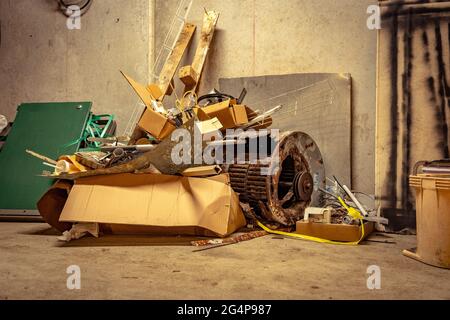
[410,174,450,190]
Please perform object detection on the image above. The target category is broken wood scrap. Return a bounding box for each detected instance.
[192,242,235,252]
[191,230,268,247]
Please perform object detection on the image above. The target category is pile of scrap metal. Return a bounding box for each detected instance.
[32,9,382,246]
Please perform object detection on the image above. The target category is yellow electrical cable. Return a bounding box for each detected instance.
[256,199,365,245]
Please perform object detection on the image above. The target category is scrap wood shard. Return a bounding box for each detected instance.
[55,119,203,180]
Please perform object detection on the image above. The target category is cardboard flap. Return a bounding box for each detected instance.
[231,105,249,125]
[121,71,153,109]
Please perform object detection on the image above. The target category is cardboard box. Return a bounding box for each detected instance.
[231,104,249,125]
[295,221,374,242]
[59,173,246,237]
[197,100,248,129]
[138,108,176,140]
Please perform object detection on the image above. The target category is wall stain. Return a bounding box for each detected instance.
[401,8,413,214]
[387,7,400,211]
[382,3,450,230]
[433,18,449,158]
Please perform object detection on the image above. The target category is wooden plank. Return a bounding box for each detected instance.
[191,11,219,82]
[157,23,196,98]
[180,10,219,99]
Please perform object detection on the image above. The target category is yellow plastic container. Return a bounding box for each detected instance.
[406,174,450,268]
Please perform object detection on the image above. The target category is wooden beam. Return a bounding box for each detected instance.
[191,11,220,82]
[179,10,220,107]
[157,23,196,98]
[179,65,198,87]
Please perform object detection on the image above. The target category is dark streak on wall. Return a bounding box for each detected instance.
[433,18,450,157]
[422,26,431,62]
[382,4,450,19]
[401,9,414,213]
[388,9,400,211]
[382,2,450,230]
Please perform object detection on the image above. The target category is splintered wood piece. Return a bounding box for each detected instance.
[191,230,268,247]
[158,23,196,98]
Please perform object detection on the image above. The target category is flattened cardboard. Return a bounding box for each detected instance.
[59,173,246,237]
[295,221,374,242]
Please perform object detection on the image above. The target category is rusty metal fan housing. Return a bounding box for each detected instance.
[224,131,325,226]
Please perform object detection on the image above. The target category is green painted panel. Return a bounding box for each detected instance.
[0,102,92,213]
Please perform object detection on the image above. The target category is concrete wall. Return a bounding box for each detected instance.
[0,0,152,134]
[155,0,378,193]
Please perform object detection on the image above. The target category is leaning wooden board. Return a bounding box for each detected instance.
[0,102,91,216]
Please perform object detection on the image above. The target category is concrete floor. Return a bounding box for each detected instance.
[0,222,449,300]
